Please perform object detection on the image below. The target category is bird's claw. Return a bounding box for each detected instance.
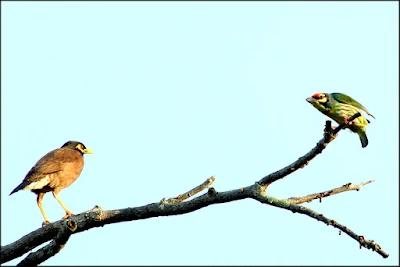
[324,125,337,134]
[42,220,50,227]
[344,117,353,125]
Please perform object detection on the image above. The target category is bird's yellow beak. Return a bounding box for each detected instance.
[83,148,94,154]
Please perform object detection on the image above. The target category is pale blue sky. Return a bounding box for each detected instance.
[1,1,398,265]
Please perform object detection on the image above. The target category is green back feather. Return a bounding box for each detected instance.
[331,93,375,118]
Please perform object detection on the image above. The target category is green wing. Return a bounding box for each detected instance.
[331,93,375,118]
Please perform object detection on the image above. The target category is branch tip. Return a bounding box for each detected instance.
[288,180,375,205]
[163,176,216,204]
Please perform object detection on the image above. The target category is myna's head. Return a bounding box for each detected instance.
[62,141,94,155]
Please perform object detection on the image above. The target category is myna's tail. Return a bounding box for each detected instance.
[9,182,28,196]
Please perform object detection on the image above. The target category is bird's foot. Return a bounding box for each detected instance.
[42,220,50,227]
[62,212,74,220]
[324,125,337,134]
[344,117,353,125]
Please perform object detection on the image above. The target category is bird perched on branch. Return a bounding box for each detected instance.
[9,141,93,224]
[306,92,375,148]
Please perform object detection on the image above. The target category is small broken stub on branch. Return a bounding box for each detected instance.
[324,120,333,133]
[208,187,217,196]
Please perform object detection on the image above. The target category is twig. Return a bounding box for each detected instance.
[258,113,362,188]
[161,176,216,204]
[253,189,389,258]
[17,220,78,266]
[287,180,375,204]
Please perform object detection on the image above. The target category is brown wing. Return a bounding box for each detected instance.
[23,147,81,183]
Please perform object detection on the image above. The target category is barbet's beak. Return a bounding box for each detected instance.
[306,97,315,104]
[83,148,94,154]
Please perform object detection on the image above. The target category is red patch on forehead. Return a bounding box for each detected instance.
[312,93,324,99]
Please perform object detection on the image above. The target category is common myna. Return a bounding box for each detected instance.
[9,141,93,224]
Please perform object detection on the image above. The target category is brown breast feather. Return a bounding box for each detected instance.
[23,147,84,184]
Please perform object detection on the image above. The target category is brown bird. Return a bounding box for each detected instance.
[9,141,93,224]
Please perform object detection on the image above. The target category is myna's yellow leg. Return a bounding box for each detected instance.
[52,192,74,219]
[37,192,50,224]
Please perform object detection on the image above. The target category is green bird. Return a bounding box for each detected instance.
[306,92,375,148]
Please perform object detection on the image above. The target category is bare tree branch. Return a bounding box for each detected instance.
[17,220,77,266]
[1,180,387,263]
[287,180,375,204]
[258,112,362,188]
[252,186,389,258]
[2,114,387,265]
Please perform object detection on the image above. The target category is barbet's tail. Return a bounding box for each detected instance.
[358,131,368,148]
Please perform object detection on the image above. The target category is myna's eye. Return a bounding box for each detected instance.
[75,144,85,152]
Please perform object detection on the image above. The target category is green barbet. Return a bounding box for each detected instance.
[306,92,375,148]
